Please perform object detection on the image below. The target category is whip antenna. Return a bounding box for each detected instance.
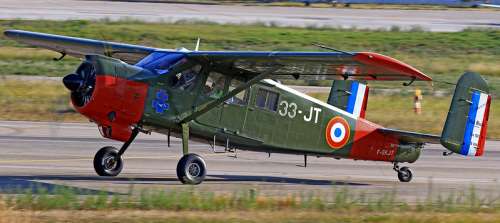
[195,37,201,51]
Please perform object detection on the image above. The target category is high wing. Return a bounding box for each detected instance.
[379,128,441,144]
[4,30,157,64]
[5,29,433,82]
[186,51,433,81]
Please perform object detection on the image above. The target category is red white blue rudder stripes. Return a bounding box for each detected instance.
[346,82,369,119]
[460,91,491,156]
[441,72,490,157]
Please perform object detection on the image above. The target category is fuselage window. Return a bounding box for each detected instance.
[226,78,248,106]
[256,89,267,108]
[266,91,279,111]
[204,71,226,99]
[256,88,279,112]
[172,64,201,91]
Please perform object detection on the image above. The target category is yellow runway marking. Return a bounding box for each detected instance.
[0,158,91,163]
[0,154,225,164]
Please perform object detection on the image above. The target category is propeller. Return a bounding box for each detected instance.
[62,62,96,107]
[62,73,83,91]
[52,32,111,138]
[62,33,114,108]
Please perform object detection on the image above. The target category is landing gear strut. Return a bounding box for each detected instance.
[93,124,207,185]
[393,162,413,182]
[93,128,139,177]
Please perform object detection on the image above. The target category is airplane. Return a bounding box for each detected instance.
[479,3,500,7]
[286,0,500,7]
[3,30,491,185]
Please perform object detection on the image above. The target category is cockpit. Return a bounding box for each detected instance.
[135,51,249,106]
[135,51,186,75]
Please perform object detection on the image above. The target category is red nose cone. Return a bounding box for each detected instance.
[75,75,149,142]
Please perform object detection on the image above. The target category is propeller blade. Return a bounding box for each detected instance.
[62,73,83,92]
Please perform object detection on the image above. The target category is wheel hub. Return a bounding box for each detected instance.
[400,171,409,178]
[103,156,117,170]
[187,162,201,177]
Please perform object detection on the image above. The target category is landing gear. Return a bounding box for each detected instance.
[176,122,207,185]
[393,163,413,182]
[92,123,209,185]
[176,153,207,185]
[93,128,139,177]
[94,146,123,176]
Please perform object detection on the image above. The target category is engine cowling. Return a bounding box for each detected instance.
[63,56,150,141]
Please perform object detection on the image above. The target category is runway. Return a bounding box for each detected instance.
[0,121,499,201]
[0,0,499,31]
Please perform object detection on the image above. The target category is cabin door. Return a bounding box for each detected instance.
[219,78,250,134]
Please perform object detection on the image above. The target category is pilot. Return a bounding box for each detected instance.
[174,66,199,90]
[210,77,225,98]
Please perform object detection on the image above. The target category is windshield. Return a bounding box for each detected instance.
[135,52,186,75]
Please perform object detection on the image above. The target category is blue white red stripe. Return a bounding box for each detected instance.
[346,82,368,118]
[460,91,491,156]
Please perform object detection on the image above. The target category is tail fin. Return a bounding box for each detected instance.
[327,80,369,118]
[441,72,491,156]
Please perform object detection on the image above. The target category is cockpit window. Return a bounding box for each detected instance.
[256,89,279,111]
[226,78,248,106]
[172,65,202,91]
[136,52,185,75]
[204,72,226,99]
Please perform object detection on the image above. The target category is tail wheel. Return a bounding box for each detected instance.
[176,153,206,185]
[93,146,123,177]
[397,167,413,182]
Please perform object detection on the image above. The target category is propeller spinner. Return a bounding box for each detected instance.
[63,62,96,107]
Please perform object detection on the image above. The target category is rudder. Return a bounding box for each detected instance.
[327,80,369,119]
[441,72,491,156]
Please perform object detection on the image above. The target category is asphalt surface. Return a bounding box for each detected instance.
[0,0,499,31]
[0,121,499,201]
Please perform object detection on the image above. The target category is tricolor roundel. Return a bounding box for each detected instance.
[326,116,350,149]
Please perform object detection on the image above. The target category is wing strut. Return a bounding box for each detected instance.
[403,77,416,86]
[53,52,66,61]
[179,65,283,123]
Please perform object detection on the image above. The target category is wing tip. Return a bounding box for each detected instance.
[356,52,433,81]
[3,29,15,37]
[3,29,28,38]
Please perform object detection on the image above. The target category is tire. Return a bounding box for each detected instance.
[93,146,123,177]
[176,153,207,185]
[397,167,413,183]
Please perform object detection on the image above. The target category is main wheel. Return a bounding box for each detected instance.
[176,153,207,185]
[93,146,123,177]
[397,167,413,182]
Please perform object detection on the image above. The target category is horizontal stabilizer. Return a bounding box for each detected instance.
[378,128,440,144]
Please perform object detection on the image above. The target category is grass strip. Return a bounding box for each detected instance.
[2,184,500,213]
[3,210,500,223]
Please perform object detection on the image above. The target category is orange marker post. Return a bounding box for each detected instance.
[414,89,423,114]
